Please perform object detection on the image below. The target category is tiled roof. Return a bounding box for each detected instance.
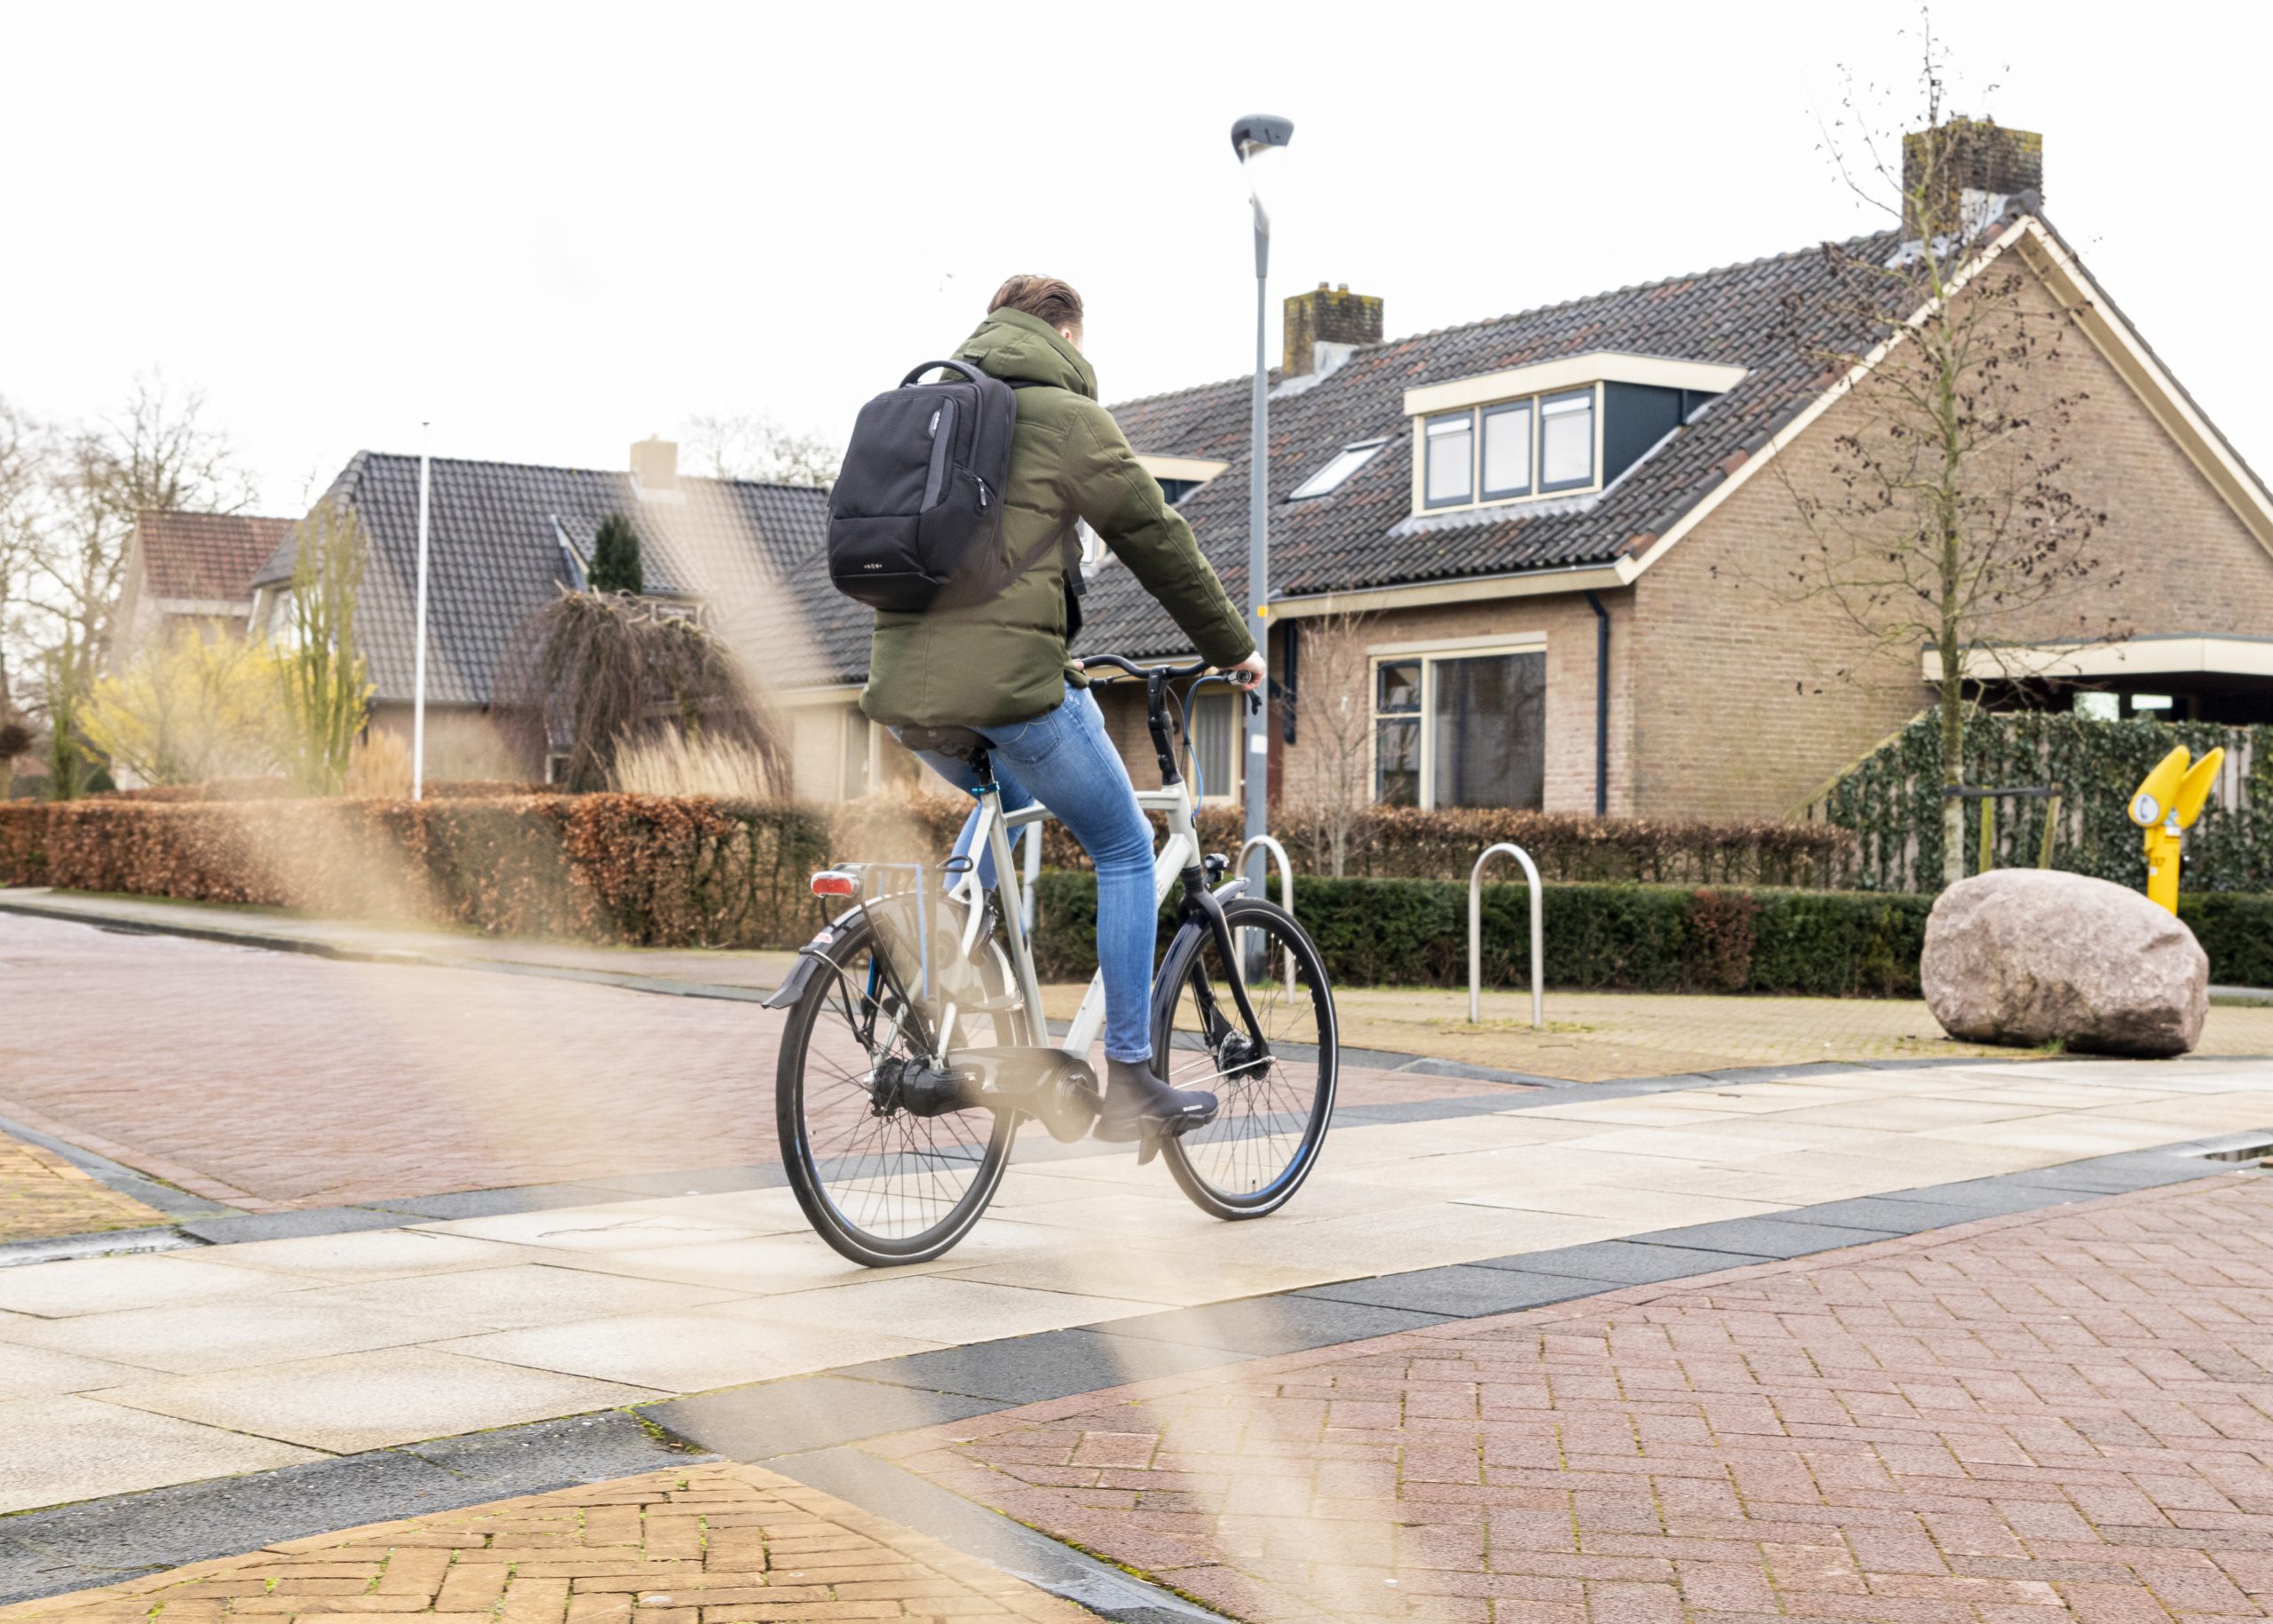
[1073,226,1912,659]
[136,511,295,604]
[273,226,1922,701]
[255,455,843,705]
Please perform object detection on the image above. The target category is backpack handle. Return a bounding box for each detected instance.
[899,359,987,388]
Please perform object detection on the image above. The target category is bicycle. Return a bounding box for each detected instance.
[766,655,1340,1267]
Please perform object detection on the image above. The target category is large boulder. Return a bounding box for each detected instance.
[1921,870,2208,1056]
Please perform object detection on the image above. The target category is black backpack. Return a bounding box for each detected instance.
[826,359,1076,614]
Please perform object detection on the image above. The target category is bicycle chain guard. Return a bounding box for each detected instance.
[934,1045,1102,1143]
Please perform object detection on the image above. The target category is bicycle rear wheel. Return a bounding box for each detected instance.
[776,906,1018,1266]
[1152,897,1337,1219]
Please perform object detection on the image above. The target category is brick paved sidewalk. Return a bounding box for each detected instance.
[868,1175,2273,1624]
[0,1462,1096,1624]
[0,1129,167,1245]
[0,914,1468,1211]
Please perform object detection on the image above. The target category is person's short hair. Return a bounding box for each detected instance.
[989,275,1083,331]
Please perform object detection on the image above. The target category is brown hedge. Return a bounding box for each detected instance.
[0,796,828,949]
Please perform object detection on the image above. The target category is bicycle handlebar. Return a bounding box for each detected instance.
[1080,654,1208,681]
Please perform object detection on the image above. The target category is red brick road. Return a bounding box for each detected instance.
[0,915,1464,1211]
[871,1176,2273,1624]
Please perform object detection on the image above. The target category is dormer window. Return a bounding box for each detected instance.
[1291,438,1388,500]
[1480,401,1532,499]
[1539,390,1596,491]
[1405,352,1746,518]
[1423,416,1472,507]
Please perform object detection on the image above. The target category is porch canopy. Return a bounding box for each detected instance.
[1926,633,2273,724]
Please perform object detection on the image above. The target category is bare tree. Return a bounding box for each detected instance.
[1763,24,2115,884]
[27,375,257,669]
[1283,611,1377,878]
[680,412,842,487]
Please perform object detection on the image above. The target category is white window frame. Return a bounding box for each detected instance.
[1290,438,1390,501]
[1367,633,1548,811]
[1409,384,1604,517]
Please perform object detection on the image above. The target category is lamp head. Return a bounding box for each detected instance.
[1231,114,1295,162]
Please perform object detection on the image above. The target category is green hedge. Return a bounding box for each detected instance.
[1030,873,2273,994]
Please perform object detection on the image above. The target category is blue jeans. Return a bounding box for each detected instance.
[898,681,1157,1064]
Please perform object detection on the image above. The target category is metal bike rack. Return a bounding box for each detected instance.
[1469,842,1542,1029]
[1237,834,1296,987]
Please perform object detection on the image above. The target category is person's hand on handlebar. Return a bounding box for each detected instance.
[1220,651,1266,691]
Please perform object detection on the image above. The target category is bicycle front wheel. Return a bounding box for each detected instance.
[1152,897,1338,1220]
[775,907,1018,1266]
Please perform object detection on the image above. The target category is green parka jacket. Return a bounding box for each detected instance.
[859,307,1255,729]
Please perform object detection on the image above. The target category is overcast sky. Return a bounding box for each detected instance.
[4,0,2267,514]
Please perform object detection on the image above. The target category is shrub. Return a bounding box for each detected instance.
[1027,872,1943,995]
[0,795,828,949]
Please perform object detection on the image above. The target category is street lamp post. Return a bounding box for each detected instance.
[1232,114,1293,899]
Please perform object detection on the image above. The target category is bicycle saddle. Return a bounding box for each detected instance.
[897,724,991,763]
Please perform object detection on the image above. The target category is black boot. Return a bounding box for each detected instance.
[1095,1058,1217,1159]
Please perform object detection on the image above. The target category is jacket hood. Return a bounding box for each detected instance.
[952,306,1097,399]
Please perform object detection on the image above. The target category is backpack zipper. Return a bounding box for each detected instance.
[973,474,990,510]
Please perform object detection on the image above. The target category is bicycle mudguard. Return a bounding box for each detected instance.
[760,908,867,1010]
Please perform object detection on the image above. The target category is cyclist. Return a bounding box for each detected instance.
[861,274,1265,1147]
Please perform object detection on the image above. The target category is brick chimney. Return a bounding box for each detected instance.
[630,437,678,493]
[1900,118,2042,237]
[1283,282,1382,378]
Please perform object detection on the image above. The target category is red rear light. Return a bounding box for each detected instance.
[811,871,859,898]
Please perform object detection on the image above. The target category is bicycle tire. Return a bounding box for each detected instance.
[776,907,1018,1266]
[1152,896,1338,1219]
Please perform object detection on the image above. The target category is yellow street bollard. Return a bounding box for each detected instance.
[2126,745,2223,914]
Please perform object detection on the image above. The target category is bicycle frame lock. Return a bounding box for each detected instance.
[1469,842,1543,1030]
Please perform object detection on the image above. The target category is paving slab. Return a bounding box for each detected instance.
[842,1328,1254,1404]
[91,1346,665,1454]
[0,1395,323,1515]
[1294,1265,1620,1317]
[647,1374,1009,1460]
[1089,1295,1448,1355]
[1631,1213,1905,1257]
[1475,1237,1780,1282]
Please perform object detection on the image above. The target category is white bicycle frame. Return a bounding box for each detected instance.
[933,776,1201,1060]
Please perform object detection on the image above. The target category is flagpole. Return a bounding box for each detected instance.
[412,423,432,802]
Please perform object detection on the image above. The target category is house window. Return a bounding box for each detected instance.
[1422,414,1473,508]
[1155,478,1203,506]
[1373,645,1547,810]
[1480,401,1532,500]
[1290,439,1389,500]
[1373,660,1422,805]
[1190,690,1239,801]
[1539,389,1596,490]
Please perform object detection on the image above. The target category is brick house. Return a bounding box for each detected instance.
[247,441,852,792]
[764,127,2273,821]
[113,511,296,662]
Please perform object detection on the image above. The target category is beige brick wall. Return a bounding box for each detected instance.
[1267,593,1627,817]
[1630,254,2273,820]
